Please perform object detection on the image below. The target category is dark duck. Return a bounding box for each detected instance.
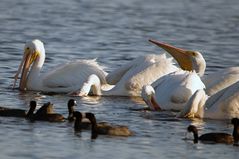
[187,118,239,145]
[73,111,133,138]
[67,99,77,122]
[29,102,65,122]
[0,101,36,118]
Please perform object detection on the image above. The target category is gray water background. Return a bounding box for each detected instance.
[0,0,239,158]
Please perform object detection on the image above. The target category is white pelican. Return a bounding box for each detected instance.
[141,70,205,111]
[13,39,107,93]
[149,39,239,96]
[177,81,239,119]
[74,54,179,96]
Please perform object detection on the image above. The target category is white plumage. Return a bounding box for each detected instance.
[149,39,239,96]
[13,39,107,93]
[177,81,239,119]
[141,70,205,111]
[76,54,178,96]
[202,67,239,96]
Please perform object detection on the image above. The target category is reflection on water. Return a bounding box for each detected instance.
[0,0,239,158]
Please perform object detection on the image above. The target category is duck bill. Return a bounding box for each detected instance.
[149,39,193,71]
[19,53,32,91]
[150,96,162,111]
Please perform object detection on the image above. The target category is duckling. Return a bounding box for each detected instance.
[33,102,54,116]
[187,118,239,144]
[0,101,36,118]
[30,102,65,122]
[35,99,78,121]
[73,111,133,137]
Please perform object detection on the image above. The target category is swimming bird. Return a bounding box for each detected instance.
[187,118,239,144]
[0,101,36,118]
[73,111,133,137]
[67,99,77,122]
[29,102,65,122]
[13,39,107,93]
[75,54,179,96]
[73,111,83,131]
[177,81,239,119]
[141,70,205,111]
[29,99,78,122]
[149,39,239,96]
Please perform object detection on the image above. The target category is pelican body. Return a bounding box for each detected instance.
[76,54,179,97]
[13,39,107,93]
[177,81,239,119]
[141,70,205,111]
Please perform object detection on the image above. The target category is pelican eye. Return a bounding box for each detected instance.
[24,47,30,53]
[185,51,196,56]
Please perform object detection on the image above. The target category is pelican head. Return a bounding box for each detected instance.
[149,39,206,77]
[141,85,161,111]
[13,39,45,90]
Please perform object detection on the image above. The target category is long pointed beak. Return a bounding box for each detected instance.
[14,48,40,91]
[149,39,193,71]
[150,96,162,111]
[13,53,27,89]
[19,53,33,91]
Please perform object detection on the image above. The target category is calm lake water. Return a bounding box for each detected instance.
[0,0,239,158]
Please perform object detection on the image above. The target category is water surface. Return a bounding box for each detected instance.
[0,0,239,158]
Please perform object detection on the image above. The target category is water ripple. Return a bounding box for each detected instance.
[0,0,239,158]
